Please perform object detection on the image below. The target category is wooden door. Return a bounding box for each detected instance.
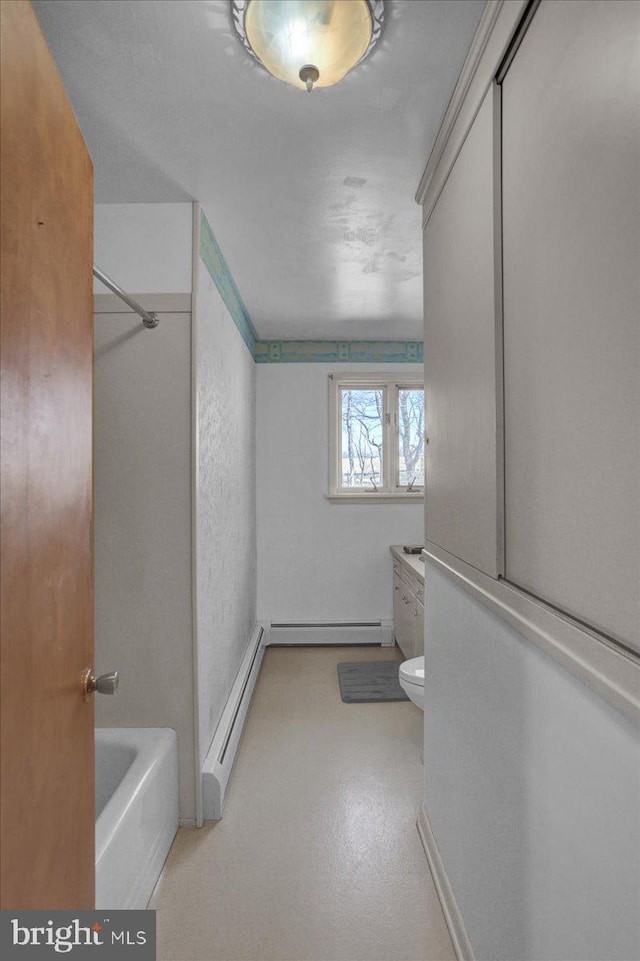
[1,0,95,908]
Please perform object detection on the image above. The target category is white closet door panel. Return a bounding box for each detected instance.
[502,0,640,648]
[423,88,502,576]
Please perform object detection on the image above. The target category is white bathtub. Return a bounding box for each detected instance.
[95,728,178,909]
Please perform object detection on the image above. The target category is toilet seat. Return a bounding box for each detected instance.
[399,656,424,687]
[399,656,425,710]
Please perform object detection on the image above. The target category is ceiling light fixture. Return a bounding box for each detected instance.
[231,0,384,93]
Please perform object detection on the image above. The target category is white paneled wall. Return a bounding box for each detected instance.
[424,566,640,961]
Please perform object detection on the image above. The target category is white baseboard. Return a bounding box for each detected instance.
[202,623,266,821]
[417,805,475,961]
[265,620,394,646]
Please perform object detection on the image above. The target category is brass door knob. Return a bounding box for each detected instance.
[83,669,119,700]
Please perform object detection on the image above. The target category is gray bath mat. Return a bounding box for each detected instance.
[337,661,409,703]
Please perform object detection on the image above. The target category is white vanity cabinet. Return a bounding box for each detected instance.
[414,590,424,659]
[393,570,414,659]
[391,547,425,659]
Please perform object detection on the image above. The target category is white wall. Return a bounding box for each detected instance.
[424,567,640,961]
[94,302,196,822]
[195,224,257,768]
[93,202,197,822]
[94,203,193,293]
[256,363,424,623]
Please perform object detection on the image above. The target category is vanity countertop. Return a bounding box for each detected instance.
[390,545,425,585]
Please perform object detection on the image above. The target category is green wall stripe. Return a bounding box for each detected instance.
[254,340,423,364]
[199,210,423,365]
[199,208,258,355]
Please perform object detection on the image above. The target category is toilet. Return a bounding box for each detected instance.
[399,656,425,710]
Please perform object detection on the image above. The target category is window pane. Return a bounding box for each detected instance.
[340,388,384,488]
[398,388,425,487]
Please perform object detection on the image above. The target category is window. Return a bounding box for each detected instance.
[328,373,425,502]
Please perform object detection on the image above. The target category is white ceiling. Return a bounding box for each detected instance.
[34,0,484,340]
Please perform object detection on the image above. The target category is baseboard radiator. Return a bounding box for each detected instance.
[265,620,394,646]
[202,623,266,821]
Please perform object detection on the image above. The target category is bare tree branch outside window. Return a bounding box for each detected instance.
[398,388,425,486]
[340,389,383,487]
[338,384,424,491]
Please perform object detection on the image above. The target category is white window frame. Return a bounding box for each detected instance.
[328,372,425,504]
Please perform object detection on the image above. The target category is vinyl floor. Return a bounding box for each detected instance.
[150,645,455,961]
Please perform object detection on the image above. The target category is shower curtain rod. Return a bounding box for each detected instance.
[93,265,159,329]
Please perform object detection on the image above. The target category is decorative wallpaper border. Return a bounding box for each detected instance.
[254,340,423,364]
[198,208,258,355]
[198,208,424,365]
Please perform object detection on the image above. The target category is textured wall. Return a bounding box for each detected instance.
[94,307,196,822]
[256,363,424,623]
[195,252,257,765]
[423,566,640,961]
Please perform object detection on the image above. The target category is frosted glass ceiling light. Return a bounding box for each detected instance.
[231,0,384,92]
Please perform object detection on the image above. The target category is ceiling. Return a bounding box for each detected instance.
[34,0,484,340]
